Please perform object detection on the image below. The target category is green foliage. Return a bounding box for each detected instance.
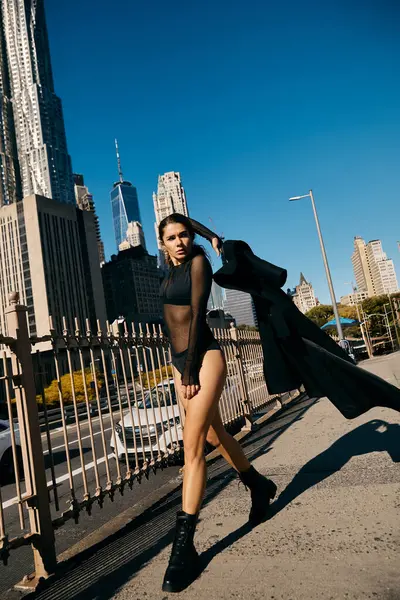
[306,294,400,340]
[237,324,258,331]
[305,305,334,328]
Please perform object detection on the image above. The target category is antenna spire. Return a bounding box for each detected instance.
[115,138,123,183]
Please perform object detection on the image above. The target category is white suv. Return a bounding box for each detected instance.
[110,379,182,463]
[0,419,22,483]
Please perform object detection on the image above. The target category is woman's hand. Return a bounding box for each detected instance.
[182,383,200,400]
[212,236,221,257]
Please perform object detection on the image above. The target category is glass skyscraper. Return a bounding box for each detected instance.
[111,180,142,250]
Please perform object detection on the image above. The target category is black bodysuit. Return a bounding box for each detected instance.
[160,219,222,386]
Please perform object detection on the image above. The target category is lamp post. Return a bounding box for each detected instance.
[289,189,344,341]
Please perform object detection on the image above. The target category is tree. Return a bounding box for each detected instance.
[361,295,398,338]
[305,305,334,328]
[38,368,104,407]
[140,365,173,390]
[237,324,258,331]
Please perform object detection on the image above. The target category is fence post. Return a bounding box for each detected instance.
[5,292,56,587]
[229,324,253,431]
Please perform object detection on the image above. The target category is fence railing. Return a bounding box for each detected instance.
[0,293,298,588]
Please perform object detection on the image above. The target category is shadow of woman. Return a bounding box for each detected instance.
[198,419,399,577]
[268,418,400,519]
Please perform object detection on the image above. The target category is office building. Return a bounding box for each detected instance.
[340,291,369,306]
[292,273,317,314]
[352,237,398,297]
[207,281,225,311]
[0,194,106,339]
[102,246,162,325]
[224,289,257,327]
[111,140,142,249]
[119,221,146,252]
[1,0,74,203]
[0,26,21,206]
[74,174,105,264]
[153,171,188,246]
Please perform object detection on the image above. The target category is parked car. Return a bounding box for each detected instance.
[0,419,22,484]
[110,379,182,462]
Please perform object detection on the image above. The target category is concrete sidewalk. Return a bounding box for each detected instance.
[114,354,400,600]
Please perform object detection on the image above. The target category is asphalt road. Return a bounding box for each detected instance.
[0,405,182,594]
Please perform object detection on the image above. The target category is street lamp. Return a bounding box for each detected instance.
[289,189,344,341]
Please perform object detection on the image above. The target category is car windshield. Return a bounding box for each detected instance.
[135,384,177,409]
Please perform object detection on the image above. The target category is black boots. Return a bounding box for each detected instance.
[162,510,200,593]
[239,465,277,524]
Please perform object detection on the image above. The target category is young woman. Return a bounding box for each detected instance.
[159,213,277,593]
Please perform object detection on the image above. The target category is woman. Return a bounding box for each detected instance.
[159,213,277,593]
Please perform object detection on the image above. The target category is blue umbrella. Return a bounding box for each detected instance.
[321,317,360,330]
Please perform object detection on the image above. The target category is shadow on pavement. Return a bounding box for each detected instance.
[197,418,400,579]
[267,418,400,519]
[19,395,315,600]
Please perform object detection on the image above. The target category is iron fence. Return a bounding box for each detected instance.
[0,293,297,587]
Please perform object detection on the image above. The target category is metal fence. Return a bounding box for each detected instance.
[0,293,297,587]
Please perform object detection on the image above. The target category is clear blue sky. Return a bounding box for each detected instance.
[46,0,400,303]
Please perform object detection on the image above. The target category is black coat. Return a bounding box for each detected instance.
[213,240,400,420]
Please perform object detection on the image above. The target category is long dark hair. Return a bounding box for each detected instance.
[158,213,209,270]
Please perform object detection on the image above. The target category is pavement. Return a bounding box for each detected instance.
[6,353,400,600]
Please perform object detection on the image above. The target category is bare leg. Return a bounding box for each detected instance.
[206,410,251,473]
[173,350,227,514]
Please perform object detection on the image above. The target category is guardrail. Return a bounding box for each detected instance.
[0,293,298,589]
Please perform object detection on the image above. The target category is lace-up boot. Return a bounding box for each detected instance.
[162,510,200,593]
[239,466,277,524]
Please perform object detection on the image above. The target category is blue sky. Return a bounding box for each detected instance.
[46,0,400,302]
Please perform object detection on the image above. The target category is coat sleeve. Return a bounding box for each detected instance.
[182,254,213,386]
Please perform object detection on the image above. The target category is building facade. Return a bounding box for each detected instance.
[224,289,257,327]
[352,237,398,297]
[0,24,21,206]
[74,173,105,264]
[153,172,188,246]
[119,220,146,251]
[292,273,317,314]
[0,0,74,204]
[207,280,225,311]
[102,246,162,325]
[340,291,369,306]
[0,195,106,338]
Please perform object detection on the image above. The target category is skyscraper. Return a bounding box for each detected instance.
[119,221,146,251]
[0,0,74,203]
[292,273,317,314]
[74,174,105,264]
[102,246,161,325]
[0,21,21,206]
[153,172,188,247]
[111,139,142,249]
[352,236,374,297]
[352,237,398,297]
[224,289,258,328]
